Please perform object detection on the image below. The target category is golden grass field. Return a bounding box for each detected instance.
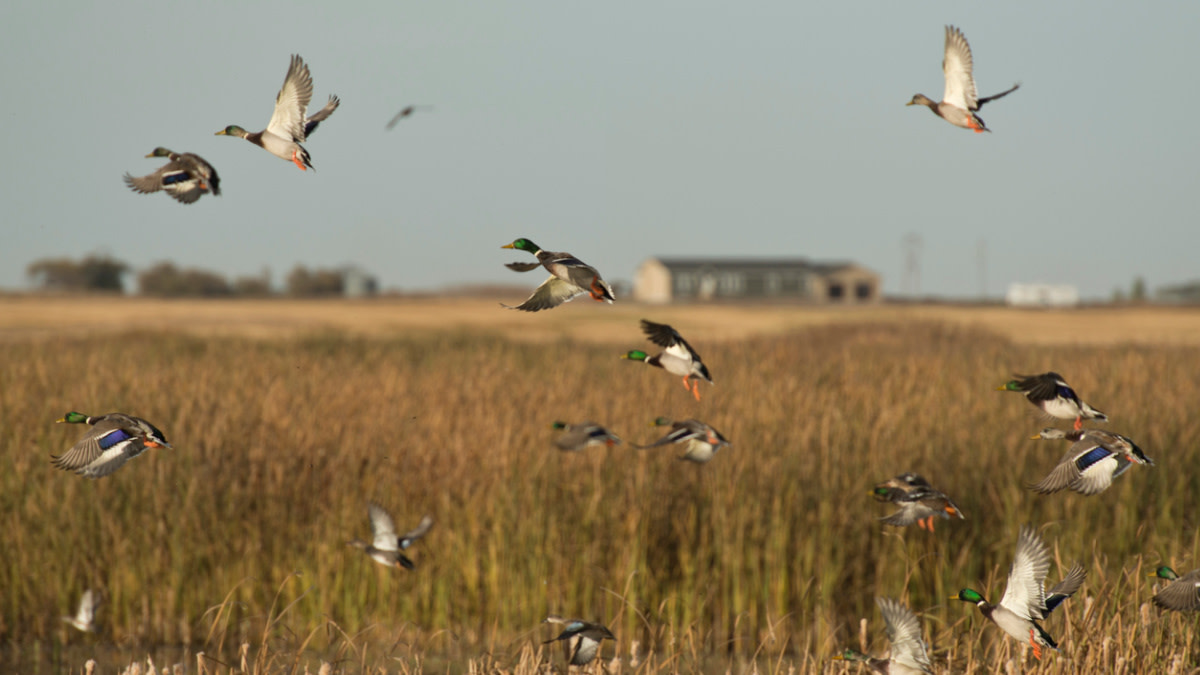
[2,297,1199,674]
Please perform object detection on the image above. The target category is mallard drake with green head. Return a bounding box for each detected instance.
[622,319,712,401]
[832,597,933,674]
[907,25,1019,133]
[1029,428,1154,496]
[551,421,622,452]
[52,412,172,478]
[500,238,614,311]
[543,615,615,666]
[872,473,964,532]
[952,526,1086,660]
[1151,566,1200,612]
[124,147,220,204]
[215,54,339,171]
[62,589,98,633]
[348,502,434,570]
[635,417,729,463]
[999,372,1107,431]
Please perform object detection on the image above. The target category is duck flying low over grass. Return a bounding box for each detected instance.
[907,25,1019,133]
[215,54,339,171]
[124,147,220,204]
[1029,428,1154,496]
[1151,566,1200,612]
[622,320,712,401]
[952,526,1086,661]
[999,372,1107,431]
[52,412,172,479]
[62,589,99,633]
[500,238,614,311]
[873,473,964,532]
[542,615,616,666]
[348,502,434,570]
[635,417,729,464]
[551,421,622,452]
[832,597,933,674]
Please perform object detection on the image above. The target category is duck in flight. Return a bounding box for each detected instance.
[907,25,1019,133]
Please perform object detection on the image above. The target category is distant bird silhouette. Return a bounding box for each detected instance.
[551,421,622,452]
[873,472,964,531]
[907,25,1019,132]
[636,417,729,464]
[386,105,433,130]
[543,615,615,666]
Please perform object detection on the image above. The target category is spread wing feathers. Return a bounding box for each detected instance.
[304,95,340,138]
[124,170,203,203]
[877,598,933,673]
[502,276,587,312]
[52,420,141,472]
[1154,570,1200,612]
[1044,564,1086,614]
[1016,372,1075,403]
[555,424,620,450]
[267,54,315,142]
[942,25,978,111]
[640,320,702,361]
[636,422,701,449]
[367,502,400,551]
[399,515,435,549]
[75,590,98,625]
[505,261,543,273]
[999,526,1052,620]
[978,83,1020,107]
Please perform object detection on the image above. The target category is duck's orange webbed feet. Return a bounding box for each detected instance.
[1073,416,1083,431]
[1029,629,1043,660]
[691,381,702,402]
[589,278,606,301]
[291,150,307,171]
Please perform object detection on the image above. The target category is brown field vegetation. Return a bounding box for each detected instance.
[2,298,1199,674]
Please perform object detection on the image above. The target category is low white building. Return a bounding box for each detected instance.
[633,257,881,304]
[1005,283,1080,308]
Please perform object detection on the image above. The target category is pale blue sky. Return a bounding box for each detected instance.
[2,2,1196,298]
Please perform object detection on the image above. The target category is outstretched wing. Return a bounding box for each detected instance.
[942,25,978,111]
[266,54,314,142]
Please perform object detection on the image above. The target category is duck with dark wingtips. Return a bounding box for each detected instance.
[999,372,1107,431]
[542,615,615,666]
[952,526,1086,660]
[832,597,933,674]
[635,417,729,464]
[1151,566,1200,612]
[52,412,172,478]
[1029,428,1153,496]
[907,25,1019,132]
[215,54,339,171]
[500,238,614,311]
[873,473,964,532]
[124,148,220,204]
[348,503,433,570]
[622,320,712,401]
[551,421,622,452]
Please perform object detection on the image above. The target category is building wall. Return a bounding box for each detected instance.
[634,259,881,304]
[632,259,673,303]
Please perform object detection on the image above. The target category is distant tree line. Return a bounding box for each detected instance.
[26,255,354,297]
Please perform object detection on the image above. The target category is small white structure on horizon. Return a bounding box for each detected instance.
[1005,283,1080,308]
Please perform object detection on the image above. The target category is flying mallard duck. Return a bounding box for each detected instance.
[873,473,965,532]
[635,417,729,464]
[215,54,339,171]
[952,526,1086,660]
[500,238,614,311]
[543,615,615,666]
[123,147,220,204]
[1151,566,1200,612]
[385,105,433,130]
[622,320,712,401]
[551,421,622,452]
[832,597,933,674]
[348,502,433,570]
[52,412,172,478]
[62,589,99,633]
[999,372,1107,431]
[1029,428,1154,496]
[907,25,1019,133]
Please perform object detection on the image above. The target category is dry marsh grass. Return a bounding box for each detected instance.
[2,301,1199,673]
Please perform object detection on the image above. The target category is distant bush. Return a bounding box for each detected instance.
[286,265,343,296]
[26,255,129,292]
[138,261,232,297]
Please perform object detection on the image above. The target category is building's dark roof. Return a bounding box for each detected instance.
[650,257,860,276]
